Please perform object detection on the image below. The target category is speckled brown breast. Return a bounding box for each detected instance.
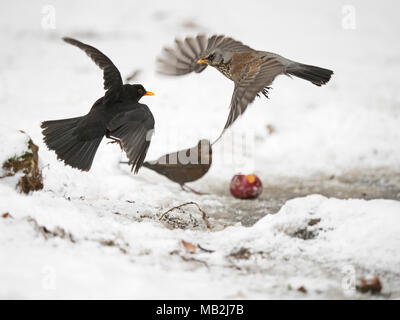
[215,63,232,80]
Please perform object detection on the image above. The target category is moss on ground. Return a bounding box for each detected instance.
[2,138,43,193]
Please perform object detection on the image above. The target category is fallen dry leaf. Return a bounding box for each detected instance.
[297,286,307,294]
[181,240,197,254]
[308,218,321,226]
[356,276,382,294]
[266,124,276,135]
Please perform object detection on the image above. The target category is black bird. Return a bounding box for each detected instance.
[41,37,155,173]
[157,34,333,131]
[121,139,212,194]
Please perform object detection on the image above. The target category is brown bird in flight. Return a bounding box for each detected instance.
[121,139,212,194]
[157,34,333,131]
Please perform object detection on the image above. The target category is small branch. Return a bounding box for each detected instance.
[180,255,209,268]
[159,201,211,229]
[0,172,14,179]
[197,244,215,253]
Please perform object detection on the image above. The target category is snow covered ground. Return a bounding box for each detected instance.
[1,0,400,299]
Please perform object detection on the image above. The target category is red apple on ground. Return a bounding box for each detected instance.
[230,174,263,199]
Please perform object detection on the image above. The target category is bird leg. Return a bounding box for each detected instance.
[181,184,208,196]
[107,136,123,150]
[105,130,123,150]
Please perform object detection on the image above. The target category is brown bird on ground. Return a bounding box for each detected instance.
[157,34,333,132]
[121,139,212,194]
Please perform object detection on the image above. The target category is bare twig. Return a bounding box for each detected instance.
[0,172,14,179]
[170,249,209,268]
[159,201,211,229]
[180,256,209,268]
[197,244,215,253]
[27,217,75,242]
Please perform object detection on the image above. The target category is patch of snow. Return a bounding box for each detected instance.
[0,126,31,170]
[1,190,400,298]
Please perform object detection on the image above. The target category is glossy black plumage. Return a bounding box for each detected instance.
[41,37,155,173]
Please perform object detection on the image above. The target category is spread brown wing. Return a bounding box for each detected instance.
[107,104,155,173]
[157,34,253,76]
[224,55,287,129]
[63,37,123,104]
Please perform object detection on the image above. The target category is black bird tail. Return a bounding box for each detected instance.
[41,117,103,171]
[287,63,333,86]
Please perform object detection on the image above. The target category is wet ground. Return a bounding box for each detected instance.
[151,167,400,299]
[199,168,400,227]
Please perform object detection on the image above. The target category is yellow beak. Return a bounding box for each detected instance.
[145,91,155,96]
[197,59,207,64]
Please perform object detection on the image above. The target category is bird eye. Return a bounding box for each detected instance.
[138,89,144,95]
[208,53,215,61]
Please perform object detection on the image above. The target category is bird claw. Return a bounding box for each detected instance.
[181,184,208,195]
[107,139,123,150]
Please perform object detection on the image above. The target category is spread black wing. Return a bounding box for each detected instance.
[107,104,155,173]
[63,37,123,104]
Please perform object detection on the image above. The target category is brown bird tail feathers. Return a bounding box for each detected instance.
[286,63,333,87]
